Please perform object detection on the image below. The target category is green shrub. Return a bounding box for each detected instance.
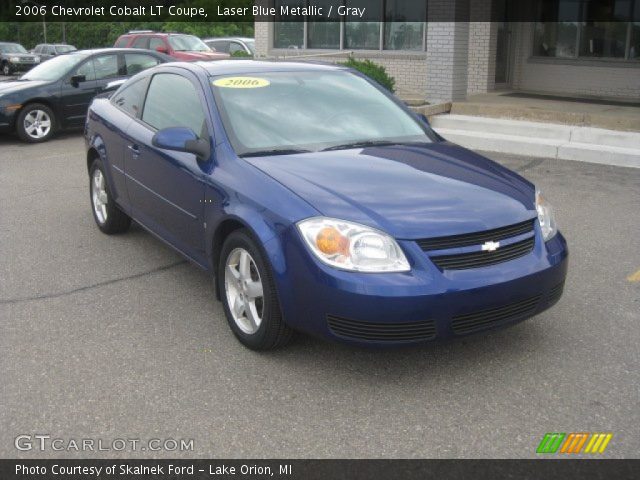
[338,57,395,93]
[230,50,252,58]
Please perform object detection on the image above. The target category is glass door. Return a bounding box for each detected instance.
[495,0,512,86]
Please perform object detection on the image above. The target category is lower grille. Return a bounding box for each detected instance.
[452,294,541,335]
[327,315,436,342]
[547,282,565,305]
[430,237,535,270]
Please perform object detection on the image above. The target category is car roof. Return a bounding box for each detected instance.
[191,60,345,76]
[68,48,165,55]
[0,42,22,45]
[122,32,195,37]
[204,37,254,42]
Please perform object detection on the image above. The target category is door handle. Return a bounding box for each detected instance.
[128,144,140,156]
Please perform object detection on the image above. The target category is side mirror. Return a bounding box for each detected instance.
[70,74,86,87]
[155,45,168,54]
[152,127,211,160]
[418,113,430,126]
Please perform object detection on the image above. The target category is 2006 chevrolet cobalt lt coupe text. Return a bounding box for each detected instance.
[84,60,568,350]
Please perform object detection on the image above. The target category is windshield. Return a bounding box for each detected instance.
[0,43,28,54]
[168,35,210,52]
[210,70,434,156]
[55,45,76,54]
[22,53,88,81]
[245,40,255,54]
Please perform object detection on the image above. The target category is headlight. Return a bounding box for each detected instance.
[34,57,40,63]
[9,56,20,63]
[297,217,410,272]
[536,188,557,241]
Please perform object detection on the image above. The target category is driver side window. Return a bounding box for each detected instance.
[142,73,207,137]
[75,59,96,81]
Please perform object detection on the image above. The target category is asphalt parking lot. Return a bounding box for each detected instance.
[1,132,639,459]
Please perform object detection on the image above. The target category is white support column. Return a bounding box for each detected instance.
[467,0,498,94]
[254,21,271,58]
[425,0,470,103]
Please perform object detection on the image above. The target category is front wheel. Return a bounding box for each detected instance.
[16,103,56,143]
[89,159,131,234]
[218,230,293,350]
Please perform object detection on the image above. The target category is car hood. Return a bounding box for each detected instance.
[0,79,49,95]
[4,53,38,59]
[245,142,537,239]
[177,51,229,60]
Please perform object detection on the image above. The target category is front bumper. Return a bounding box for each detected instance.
[7,61,38,72]
[0,106,17,132]
[275,225,568,346]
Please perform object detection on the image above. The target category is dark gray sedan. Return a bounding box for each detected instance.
[0,42,41,75]
[32,44,77,61]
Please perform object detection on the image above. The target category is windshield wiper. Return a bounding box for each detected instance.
[321,140,400,151]
[240,148,313,158]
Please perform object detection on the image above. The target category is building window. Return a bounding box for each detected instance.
[533,0,640,61]
[308,0,341,48]
[274,0,304,49]
[345,0,382,50]
[384,0,426,50]
[273,0,427,51]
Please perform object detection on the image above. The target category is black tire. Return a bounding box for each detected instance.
[218,229,293,350]
[89,158,131,234]
[1,62,11,76]
[16,103,56,143]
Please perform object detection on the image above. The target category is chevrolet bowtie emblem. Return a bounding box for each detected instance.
[481,241,500,252]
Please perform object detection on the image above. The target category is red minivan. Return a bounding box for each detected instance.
[114,31,229,61]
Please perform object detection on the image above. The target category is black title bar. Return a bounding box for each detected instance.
[1,459,639,480]
[1,0,637,23]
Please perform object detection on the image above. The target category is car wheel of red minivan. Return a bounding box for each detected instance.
[219,229,293,350]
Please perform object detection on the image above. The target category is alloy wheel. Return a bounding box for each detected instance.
[91,169,108,224]
[23,109,52,139]
[224,247,264,334]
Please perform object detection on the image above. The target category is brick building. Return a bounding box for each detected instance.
[254,0,640,103]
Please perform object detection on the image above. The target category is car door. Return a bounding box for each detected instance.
[59,57,99,126]
[148,37,167,54]
[92,52,126,93]
[124,71,208,263]
[61,53,123,127]
[104,76,150,212]
[123,52,160,76]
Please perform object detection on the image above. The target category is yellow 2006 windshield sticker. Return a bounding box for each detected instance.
[212,77,270,89]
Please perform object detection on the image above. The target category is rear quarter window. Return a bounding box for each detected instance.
[111,77,148,118]
[114,37,130,48]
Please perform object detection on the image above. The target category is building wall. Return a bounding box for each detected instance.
[511,23,640,100]
[255,20,428,96]
[254,19,496,102]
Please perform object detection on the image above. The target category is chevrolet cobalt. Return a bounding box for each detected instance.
[84,61,568,350]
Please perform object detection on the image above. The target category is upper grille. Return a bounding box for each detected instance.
[452,294,542,335]
[327,315,436,342]
[418,219,535,251]
[430,236,535,270]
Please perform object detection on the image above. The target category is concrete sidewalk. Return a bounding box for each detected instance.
[450,91,640,133]
[431,114,640,169]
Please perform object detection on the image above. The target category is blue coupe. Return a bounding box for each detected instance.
[84,60,568,350]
